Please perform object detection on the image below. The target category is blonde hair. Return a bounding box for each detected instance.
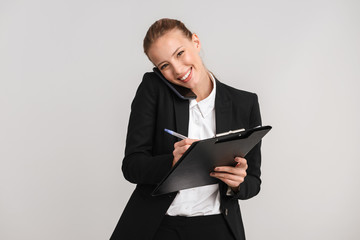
[143,18,192,57]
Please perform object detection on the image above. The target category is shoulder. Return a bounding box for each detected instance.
[133,72,168,98]
[139,72,166,90]
[216,79,258,104]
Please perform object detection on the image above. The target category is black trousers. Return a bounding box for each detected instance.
[153,214,236,240]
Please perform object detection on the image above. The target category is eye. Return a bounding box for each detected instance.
[177,50,184,57]
[160,64,168,70]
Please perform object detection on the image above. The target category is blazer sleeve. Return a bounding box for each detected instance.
[233,93,262,200]
[121,73,173,185]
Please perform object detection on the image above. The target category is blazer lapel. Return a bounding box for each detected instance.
[215,79,234,195]
[173,95,189,136]
[215,79,233,134]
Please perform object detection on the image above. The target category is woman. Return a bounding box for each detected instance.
[111,18,262,240]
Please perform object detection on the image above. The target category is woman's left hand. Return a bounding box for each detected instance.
[210,157,248,192]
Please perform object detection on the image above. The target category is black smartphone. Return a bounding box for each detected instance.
[153,67,197,100]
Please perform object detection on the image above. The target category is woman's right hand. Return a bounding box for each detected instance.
[172,138,199,167]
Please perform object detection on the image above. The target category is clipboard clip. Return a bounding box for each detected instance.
[214,125,265,144]
[214,128,246,144]
[215,128,245,138]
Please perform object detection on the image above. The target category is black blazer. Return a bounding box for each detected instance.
[110,72,262,240]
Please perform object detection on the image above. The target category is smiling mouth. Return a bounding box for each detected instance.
[178,68,192,82]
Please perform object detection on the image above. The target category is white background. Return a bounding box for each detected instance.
[1,0,359,239]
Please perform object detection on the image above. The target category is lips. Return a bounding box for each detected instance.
[178,68,192,83]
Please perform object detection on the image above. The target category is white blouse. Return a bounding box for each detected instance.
[166,73,221,216]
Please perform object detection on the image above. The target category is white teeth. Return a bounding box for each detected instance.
[180,69,191,81]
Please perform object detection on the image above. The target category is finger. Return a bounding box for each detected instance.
[214,166,239,174]
[210,171,245,182]
[184,138,198,144]
[235,157,247,164]
[215,165,246,174]
[174,141,191,151]
[235,158,248,169]
[174,138,198,148]
[212,176,243,188]
[172,145,191,166]
[174,140,187,148]
[213,167,247,182]
[173,145,190,156]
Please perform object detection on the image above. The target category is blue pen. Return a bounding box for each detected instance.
[164,129,187,140]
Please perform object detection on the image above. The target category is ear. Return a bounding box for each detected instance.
[192,33,201,52]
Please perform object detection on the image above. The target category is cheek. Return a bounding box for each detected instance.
[186,52,201,65]
[184,53,194,63]
[162,70,175,82]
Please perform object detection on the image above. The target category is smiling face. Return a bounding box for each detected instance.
[147,29,208,91]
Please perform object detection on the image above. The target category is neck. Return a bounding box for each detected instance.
[192,68,213,102]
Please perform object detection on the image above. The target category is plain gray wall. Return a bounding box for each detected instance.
[1,0,359,239]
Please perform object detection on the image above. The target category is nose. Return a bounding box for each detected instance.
[172,61,183,78]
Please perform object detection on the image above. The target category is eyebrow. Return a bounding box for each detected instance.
[156,46,183,68]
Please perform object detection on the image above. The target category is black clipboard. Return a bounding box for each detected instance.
[152,125,272,196]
